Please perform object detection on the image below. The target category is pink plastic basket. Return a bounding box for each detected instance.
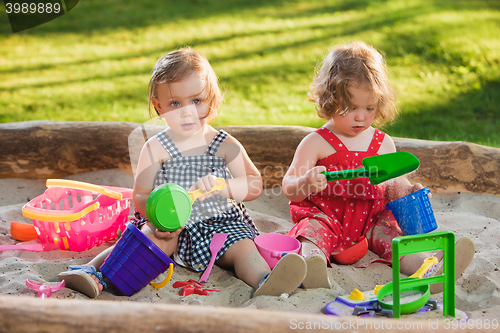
[22,179,133,251]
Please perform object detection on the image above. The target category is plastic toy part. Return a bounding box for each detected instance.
[172,279,220,297]
[146,178,226,232]
[254,233,301,269]
[388,232,455,319]
[349,288,364,300]
[145,183,192,232]
[26,279,65,299]
[100,223,176,297]
[0,243,60,252]
[150,263,174,289]
[409,257,438,279]
[386,187,437,235]
[199,233,228,283]
[376,257,440,315]
[9,222,38,241]
[46,179,123,200]
[377,283,430,315]
[189,178,226,202]
[331,237,368,265]
[322,151,420,185]
[22,179,132,251]
[329,256,440,316]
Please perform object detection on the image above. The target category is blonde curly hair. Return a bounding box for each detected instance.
[148,47,222,123]
[308,41,398,126]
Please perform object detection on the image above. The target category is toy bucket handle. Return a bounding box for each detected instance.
[271,251,287,259]
[150,263,174,289]
[46,179,123,200]
[22,201,100,223]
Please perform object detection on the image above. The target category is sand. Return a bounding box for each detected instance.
[1,169,499,321]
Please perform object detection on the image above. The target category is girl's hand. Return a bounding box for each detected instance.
[188,175,221,201]
[411,182,432,200]
[303,166,327,196]
[412,182,424,193]
[154,226,184,240]
[385,179,431,202]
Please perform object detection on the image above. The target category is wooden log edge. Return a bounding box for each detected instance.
[1,121,499,194]
[0,295,494,333]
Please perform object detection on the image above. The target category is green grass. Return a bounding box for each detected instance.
[1,0,499,147]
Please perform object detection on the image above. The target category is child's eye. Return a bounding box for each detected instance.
[170,101,180,107]
[367,107,375,111]
[193,99,200,105]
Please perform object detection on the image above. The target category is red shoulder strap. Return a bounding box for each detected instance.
[315,127,348,151]
[367,129,385,153]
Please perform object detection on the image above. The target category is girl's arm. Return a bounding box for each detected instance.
[191,135,263,202]
[282,133,328,202]
[378,134,427,201]
[377,133,397,155]
[133,136,169,217]
[134,136,185,240]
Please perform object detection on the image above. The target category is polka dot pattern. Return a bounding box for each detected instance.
[287,127,391,263]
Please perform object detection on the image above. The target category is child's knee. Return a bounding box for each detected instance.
[142,229,179,255]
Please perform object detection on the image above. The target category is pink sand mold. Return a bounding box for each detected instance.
[254,233,301,269]
[26,279,65,299]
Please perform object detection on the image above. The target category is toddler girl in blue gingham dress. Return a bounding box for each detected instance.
[141,128,257,272]
[58,48,307,298]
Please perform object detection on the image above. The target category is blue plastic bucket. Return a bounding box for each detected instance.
[100,222,175,296]
[386,187,437,235]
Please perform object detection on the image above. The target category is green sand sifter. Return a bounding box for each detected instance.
[145,178,226,232]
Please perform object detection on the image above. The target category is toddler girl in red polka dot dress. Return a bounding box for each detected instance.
[282,42,474,291]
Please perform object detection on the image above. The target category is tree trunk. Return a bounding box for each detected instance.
[1,121,499,194]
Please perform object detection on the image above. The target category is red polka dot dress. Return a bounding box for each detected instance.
[287,127,400,263]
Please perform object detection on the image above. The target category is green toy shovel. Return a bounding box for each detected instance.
[322,151,419,185]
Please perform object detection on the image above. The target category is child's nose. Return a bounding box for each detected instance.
[180,104,197,116]
[354,111,364,122]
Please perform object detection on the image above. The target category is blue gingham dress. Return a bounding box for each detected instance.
[153,129,258,272]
